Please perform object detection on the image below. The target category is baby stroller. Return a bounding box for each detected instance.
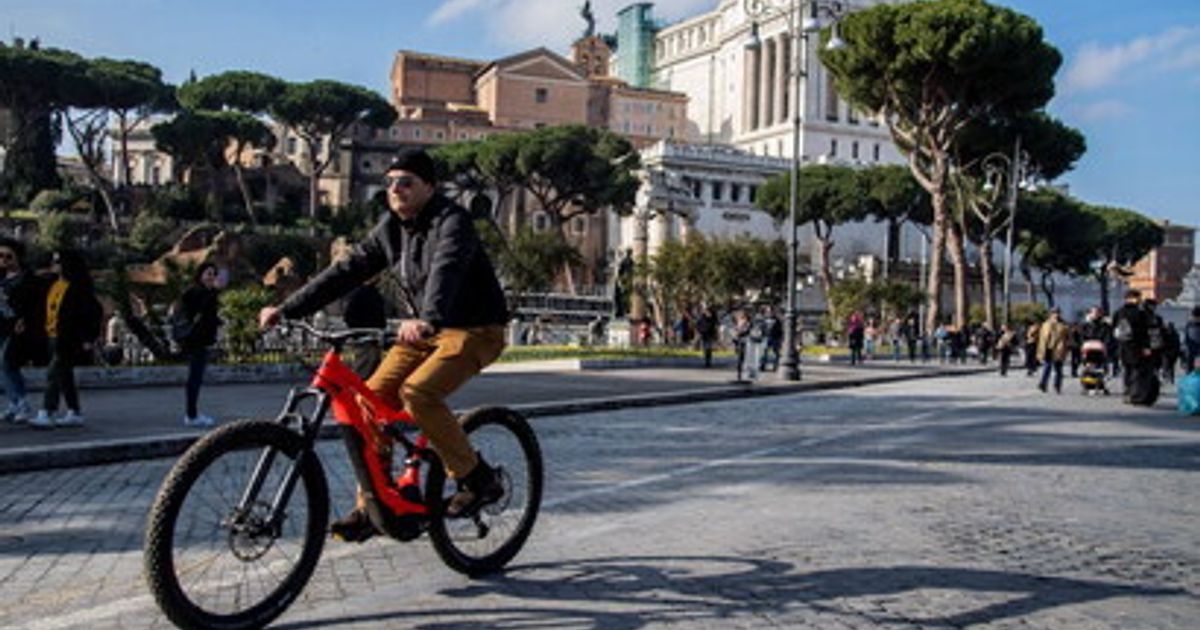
[1080,339,1109,395]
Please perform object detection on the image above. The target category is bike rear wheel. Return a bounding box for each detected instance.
[426,407,543,576]
[144,420,329,630]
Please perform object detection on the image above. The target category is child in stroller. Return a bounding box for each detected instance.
[1080,339,1109,395]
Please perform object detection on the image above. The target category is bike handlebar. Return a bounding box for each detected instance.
[278,319,391,347]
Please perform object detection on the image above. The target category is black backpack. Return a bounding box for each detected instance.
[1147,316,1165,352]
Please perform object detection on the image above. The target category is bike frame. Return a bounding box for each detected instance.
[238,334,432,538]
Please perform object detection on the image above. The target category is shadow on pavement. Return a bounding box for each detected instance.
[275,555,1185,629]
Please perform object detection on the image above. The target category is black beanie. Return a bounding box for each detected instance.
[387,148,437,184]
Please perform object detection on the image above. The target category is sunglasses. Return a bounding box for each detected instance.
[0,252,13,260]
[384,175,418,189]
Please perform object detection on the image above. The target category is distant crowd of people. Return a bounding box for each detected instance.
[0,241,226,431]
[836,291,1200,404]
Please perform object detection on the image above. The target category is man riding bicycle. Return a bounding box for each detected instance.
[259,148,508,542]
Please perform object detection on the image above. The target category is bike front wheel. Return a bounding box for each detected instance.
[426,407,543,577]
[144,420,329,630]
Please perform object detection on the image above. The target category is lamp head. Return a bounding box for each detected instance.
[743,22,762,51]
[826,23,847,50]
[802,3,822,32]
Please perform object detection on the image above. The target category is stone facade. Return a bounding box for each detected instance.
[638,0,900,166]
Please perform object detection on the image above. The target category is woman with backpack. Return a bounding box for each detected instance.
[173,262,223,428]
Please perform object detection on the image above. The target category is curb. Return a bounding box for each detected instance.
[0,367,989,475]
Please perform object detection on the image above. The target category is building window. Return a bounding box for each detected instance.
[848,108,859,125]
[435,130,445,140]
[459,132,468,140]
[830,138,838,157]
[713,181,724,201]
[535,87,549,103]
[533,212,549,232]
[413,129,422,139]
[286,137,297,155]
[851,141,859,160]
[692,179,703,199]
[873,143,881,162]
[749,186,757,204]
[825,74,840,122]
[362,159,372,171]
[572,216,587,235]
[731,183,741,203]
[391,127,400,138]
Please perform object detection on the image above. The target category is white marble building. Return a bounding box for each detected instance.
[613,2,927,274]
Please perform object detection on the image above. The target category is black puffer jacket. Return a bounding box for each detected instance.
[178,285,221,349]
[280,194,508,328]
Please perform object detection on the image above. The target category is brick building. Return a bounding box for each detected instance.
[1129,221,1196,301]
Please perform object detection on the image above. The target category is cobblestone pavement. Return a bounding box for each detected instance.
[1,372,1197,629]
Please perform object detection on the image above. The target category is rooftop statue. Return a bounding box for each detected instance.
[581,1,596,38]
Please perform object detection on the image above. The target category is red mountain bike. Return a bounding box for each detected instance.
[143,320,543,630]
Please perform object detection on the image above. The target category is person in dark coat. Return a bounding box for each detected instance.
[175,262,222,428]
[696,307,718,368]
[29,250,102,429]
[0,238,39,423]
[1112,289,1151,403]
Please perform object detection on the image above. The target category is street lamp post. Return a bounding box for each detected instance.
[744,0,847,381]
[983,137,1032,326]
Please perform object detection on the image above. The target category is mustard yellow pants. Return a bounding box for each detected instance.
[366,325,505,479]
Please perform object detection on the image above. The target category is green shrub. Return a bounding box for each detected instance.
[143,186,206,221]
[30,189,81,213]
[245,232,322,278]
[219,285,275,362]
[129,214,177,259]
[36,212,92,253]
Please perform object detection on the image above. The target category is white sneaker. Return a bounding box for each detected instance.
[55,411,85,427]
[10,401,31,424]
[29,410,55,430]
[183,414,215,428]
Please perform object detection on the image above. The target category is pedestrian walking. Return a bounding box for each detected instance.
[1161,322,1180,384]
[759,306,782,372]
[904,312,920,362]
[0,238,37,424]
[733,309,758,381]
[847,311,865,366]
[1185,306,1200,373]
[996,324,1017,377]
[173,262,223,428]
[1064,323,1080,377]
[864,318,878,361]
[696,307,718,368]
[29,250,102,429]
[1113,289,1156,405]
[1036,307,1069,393]
[1023,320,1041,376]
[889,317,904,361]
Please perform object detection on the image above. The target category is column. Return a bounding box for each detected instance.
[744,47,760,132]
[758,39,772,131]
[774,35,788,126]
[778,35,791,125]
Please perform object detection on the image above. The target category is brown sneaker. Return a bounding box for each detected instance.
[445,460,504,519]
[330,508,377,543]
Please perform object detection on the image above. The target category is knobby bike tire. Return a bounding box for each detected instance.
[426,407,543,577]
[143,420,329,630]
